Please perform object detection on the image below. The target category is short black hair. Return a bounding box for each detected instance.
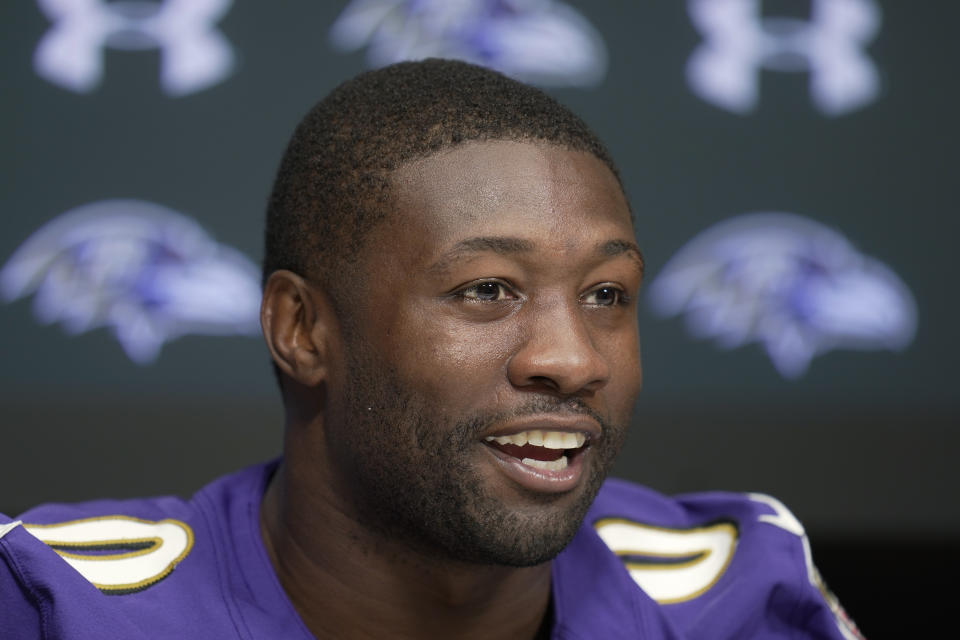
[263,58,623,292]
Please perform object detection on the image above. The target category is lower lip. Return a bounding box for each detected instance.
[482,443,587,494]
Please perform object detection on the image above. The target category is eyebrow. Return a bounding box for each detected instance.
[428,236,644,275]
[599,239,645,275]
[427,236,535,274]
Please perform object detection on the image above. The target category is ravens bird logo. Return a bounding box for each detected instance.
[1,199,261,364]
[647,212,917,378]
[329,0,608,87]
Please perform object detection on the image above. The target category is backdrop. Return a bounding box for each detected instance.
[2,1,956,633]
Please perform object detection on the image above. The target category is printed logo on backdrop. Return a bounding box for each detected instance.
[34,0,235,96]
[686,0,882,116]
[647,213,916,378]
[329,0,607,87]
[0,200,261,363]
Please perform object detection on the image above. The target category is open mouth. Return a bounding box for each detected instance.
[483,430,589,472]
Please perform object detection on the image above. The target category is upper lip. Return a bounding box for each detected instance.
[481,414,601,442]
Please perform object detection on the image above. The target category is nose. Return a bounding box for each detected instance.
[507,301,611,396]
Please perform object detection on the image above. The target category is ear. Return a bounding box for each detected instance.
[261,270,334,387]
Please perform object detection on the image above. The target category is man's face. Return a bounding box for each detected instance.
[323,140,643,566]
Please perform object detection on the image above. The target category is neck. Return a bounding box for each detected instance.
[260,462,553,640]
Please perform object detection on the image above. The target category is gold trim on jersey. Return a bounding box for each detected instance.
[24,515,195,594]
[593,517,738,604]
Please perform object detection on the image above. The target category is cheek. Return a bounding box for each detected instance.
[390,311,518,402]
[600,326,643,400]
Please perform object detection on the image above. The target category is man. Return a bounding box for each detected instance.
[0,59,861,639]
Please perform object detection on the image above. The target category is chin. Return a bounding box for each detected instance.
[428,468,606,568]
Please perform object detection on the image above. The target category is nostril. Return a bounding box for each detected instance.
[528,375,558,390]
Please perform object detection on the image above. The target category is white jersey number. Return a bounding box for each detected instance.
[24,516,194,594]
[594,518,737,604]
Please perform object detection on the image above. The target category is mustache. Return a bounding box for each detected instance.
[499,395,606,427]
[440,395,609,449]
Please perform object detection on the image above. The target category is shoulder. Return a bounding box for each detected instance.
[0,462,277,639]
[590,479,805,541]
[586,480,807,609]
[1,494,206,639]
[581,478,865,639]
[12,493,199,596]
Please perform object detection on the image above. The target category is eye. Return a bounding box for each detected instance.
[581,285,626,307]
[460,280,514,302]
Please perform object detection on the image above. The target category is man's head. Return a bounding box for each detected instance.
[263,58,623,300]
[261,60,643,568]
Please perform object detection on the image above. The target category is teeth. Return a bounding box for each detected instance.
[484,430,587,449]
[543,432,586,449]
[521,456,569,471]
[540,431,564,448]
[488,433,527,446]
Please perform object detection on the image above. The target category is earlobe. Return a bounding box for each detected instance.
[261,270,331,387]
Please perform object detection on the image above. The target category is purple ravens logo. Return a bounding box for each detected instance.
[647,212,917,378]
[329,0,607,87]
[0,199,262,364]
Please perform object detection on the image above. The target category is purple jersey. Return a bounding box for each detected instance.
[0,461,862,639]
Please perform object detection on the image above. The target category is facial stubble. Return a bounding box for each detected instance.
[331,337,628,568]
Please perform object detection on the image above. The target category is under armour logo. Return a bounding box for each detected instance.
[686,0,882,116]
[34,0,235,96]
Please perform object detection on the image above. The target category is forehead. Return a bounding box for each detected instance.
[381,141,633,259]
